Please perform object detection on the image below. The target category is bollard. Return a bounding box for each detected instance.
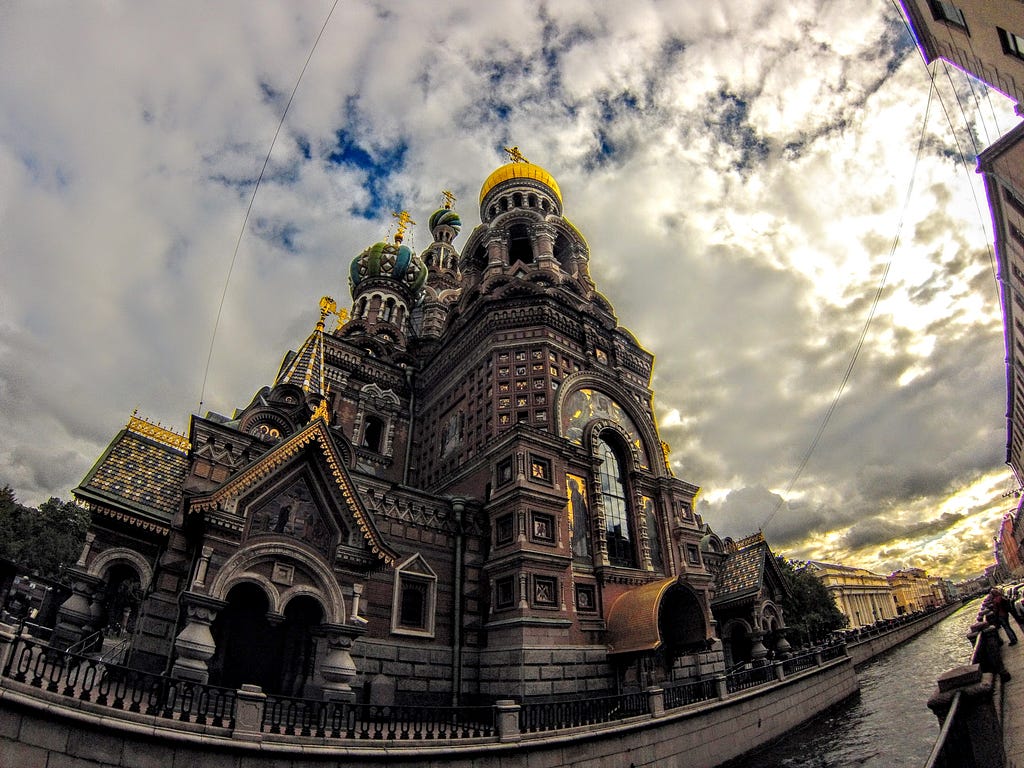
[927,665,1004,768]
[646,686,665,718]
[495,699,522,743]
[714,673,728,700]
[233,684,267,742]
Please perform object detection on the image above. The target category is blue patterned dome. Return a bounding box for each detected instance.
[349,240,428,298]
[428,208,461,233]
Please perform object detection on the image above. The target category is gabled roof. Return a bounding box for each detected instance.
[74,414,190,535]
[188,417,397,567]
[713,536,790,607]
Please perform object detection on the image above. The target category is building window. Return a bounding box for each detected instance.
[598,435,636,567]
[530,511,556,544]
[533,575,558,607]
[529,455,552,483]
[686,544,702,566]
[1005,187,1024,218]
[497,457,513,485]
[595,347,609,365]
[496,514,514,546]
[391,555,437,637]
[495,576,516,609]
[928,0,967,30]
[999,27,1024,60]
[362,415,385,452]
[575,584,596,612]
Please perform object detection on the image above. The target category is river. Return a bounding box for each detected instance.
[722,599,983,767]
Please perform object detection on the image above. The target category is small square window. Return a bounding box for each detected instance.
[500,414,511,425]
[535,411,547,422]
[928,0,967,30]
[497,457,514,485]
[686,544,701,566]
[533,576,558,607]
[495,576,516,609]
[498,352,510,363]
[516,366,527,376]
[496,514,514,546]
[999,27,1024,60]
[499,366,510,377]
[516,350,527,361]
[576,584,596,612]
[529,455,552,482]
[532,350,544,360]
[499,396,511,409]
[533,378,545,390]
[516,380,528,391]
[532,362,544,372]
[595,348,608,364]
[530,511,555,543]
[499,382,510,393]
[517,395,528,408]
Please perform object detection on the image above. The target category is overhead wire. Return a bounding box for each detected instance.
[197,0,341,414]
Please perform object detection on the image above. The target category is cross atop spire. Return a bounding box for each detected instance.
[392,210,416,243]
[504,145,528,163]
[441,189,456,210]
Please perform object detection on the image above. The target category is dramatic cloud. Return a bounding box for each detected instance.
[0,0,1018,581]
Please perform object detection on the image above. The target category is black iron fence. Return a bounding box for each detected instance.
[262,695,495,740]
[662,676,718,709]
[781,650,819,677]
[725,663,775,694]
[3,633,235,728]
[519,691,648,733]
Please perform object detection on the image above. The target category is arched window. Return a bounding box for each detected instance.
[381,298,396,323]
[508,223,533,264]
[598,435,636,567]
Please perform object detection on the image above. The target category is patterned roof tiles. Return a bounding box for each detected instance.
[714,542,768,601]
[76,428,188,530]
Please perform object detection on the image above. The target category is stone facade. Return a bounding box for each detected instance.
[60,153,750,706]
[805,560,898,629]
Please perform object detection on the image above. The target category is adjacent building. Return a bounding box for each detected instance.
[898,0,1024,110]
[888,568,939,613]
[804,561,899,628]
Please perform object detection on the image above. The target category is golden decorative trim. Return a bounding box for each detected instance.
[89,502,170,536]
[126,410,190,454]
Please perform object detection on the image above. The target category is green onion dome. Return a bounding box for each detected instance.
[349,240,428,297]
[428,208,462,234]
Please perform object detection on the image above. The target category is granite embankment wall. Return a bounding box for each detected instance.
[847,603,960,668]
[0,655,858,768]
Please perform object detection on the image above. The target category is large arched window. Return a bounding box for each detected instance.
[598,435,636,567]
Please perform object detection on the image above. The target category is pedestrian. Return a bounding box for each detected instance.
[983,587,1018,645]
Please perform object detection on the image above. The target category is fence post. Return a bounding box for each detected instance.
[814,649,824,666]
[773,661,785,682]
[233,684,266,742]
[714,673,728,700]
[646,686,665,718]
[495,699,521,742]
[0,624,16,675]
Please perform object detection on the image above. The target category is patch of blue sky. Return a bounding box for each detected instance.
[252,217,301,254]
[327,128,408,219]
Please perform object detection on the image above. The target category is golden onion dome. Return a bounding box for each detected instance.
[479,161,562,206]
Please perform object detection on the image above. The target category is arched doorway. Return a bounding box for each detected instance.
[210,583,325,695]
[723,621,753,669]
[101,563,142,639]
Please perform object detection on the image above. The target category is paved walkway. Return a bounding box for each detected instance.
[1003,635,1024,767]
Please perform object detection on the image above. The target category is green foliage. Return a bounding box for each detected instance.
[0,485,90,580]
[776,556,848,646]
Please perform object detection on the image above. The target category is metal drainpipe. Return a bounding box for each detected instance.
[402,366,415,486]
[451,498,466,706]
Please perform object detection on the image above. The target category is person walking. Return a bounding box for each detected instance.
[984,587,1019,645]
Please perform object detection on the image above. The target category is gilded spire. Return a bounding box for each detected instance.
[441,189,456,210]
[275,298,330,397]
[504,145,528,163]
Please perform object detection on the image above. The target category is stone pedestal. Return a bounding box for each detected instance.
[319,622,366,702]
[171,592,225,684]
[927,664,1004,768]
[52,568,103,650]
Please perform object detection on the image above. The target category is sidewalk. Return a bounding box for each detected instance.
[1003,636,1024,767]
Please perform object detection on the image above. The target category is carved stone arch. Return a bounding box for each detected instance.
[585,418,643,471]
[556,374,663,476]
[759,600,785,632]
[721,617,754,638]
[218,572,282,615]
[209,541,345,624]
[87,548,153,591]
[279,584,331,621]
[354,383,400,457]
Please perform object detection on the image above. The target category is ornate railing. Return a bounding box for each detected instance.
[662,677,717,709]
[3,633,235,728]
[519,691,648,733]
[819,643,847,662]
[781,650,818,676]
[725,663,774,694]
[262,695,495,740]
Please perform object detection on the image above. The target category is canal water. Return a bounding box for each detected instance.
[723,599,984,767]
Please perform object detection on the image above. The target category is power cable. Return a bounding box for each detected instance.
[759,71,937,531]
[197,0,341,414]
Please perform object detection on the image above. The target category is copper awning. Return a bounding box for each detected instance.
[606,577,679,655]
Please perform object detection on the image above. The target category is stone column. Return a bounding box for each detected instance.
[233,684,267,742]
[495,699,522,742]
[52,567,103,650]
[171,592,225,684]
[319,622,367,702]
[750,629,768,661]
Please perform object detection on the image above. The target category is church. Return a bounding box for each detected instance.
[57,150,791,705]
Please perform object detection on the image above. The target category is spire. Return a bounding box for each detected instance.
[275,297,332,398]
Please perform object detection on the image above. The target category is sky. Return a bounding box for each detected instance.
[0,1,1020,582]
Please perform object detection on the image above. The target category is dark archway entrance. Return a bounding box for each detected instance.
[210,584,325,695]
[101,564,142,639]
[723,622,753,669]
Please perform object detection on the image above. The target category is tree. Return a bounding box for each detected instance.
[776,556,848,647]
[0,486,90,580]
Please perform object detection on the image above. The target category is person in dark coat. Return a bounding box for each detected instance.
[983,588,1018,645]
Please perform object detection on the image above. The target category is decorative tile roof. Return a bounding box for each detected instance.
[276,324,326,398]
[713,543,768,604]
[75,415,190,534]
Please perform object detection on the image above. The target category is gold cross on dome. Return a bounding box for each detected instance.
[441,189,456,209]
[392,210,416,243]
[504,145,528,163]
